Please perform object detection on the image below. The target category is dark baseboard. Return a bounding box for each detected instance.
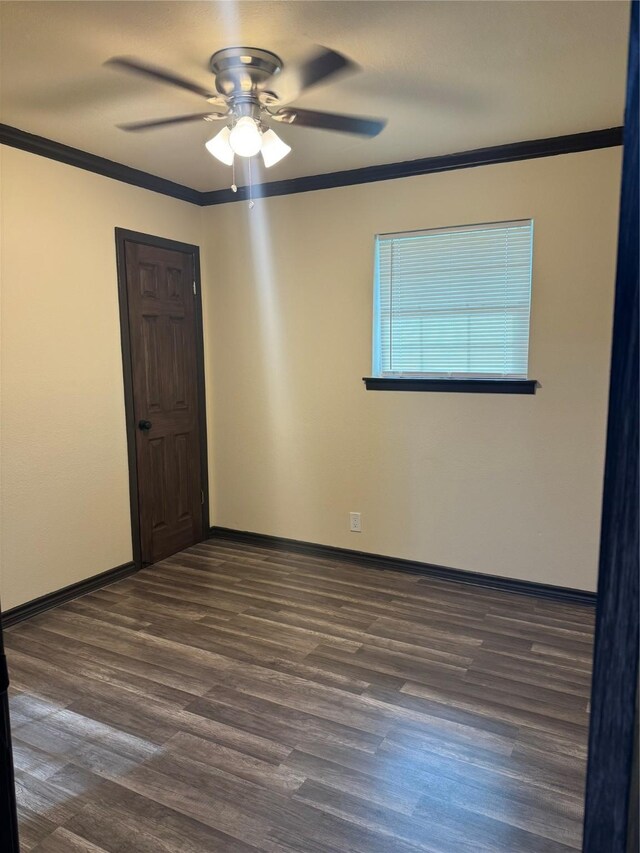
[1,561,139,627]
[1,529,596,629]
[209,526,597,606]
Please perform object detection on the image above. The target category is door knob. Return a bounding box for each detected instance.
[138,419,152,431]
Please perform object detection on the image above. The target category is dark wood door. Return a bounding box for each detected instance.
[123,239,204,564]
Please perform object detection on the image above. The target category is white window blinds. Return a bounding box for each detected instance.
[373,220,533,379]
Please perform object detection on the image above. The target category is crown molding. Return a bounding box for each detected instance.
[201,126,624,204]
[0,123,203,205]
[1,123,623,207]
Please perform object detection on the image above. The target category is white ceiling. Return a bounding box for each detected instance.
[0,1,630,192]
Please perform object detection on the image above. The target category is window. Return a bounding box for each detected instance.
[371,220,534,385]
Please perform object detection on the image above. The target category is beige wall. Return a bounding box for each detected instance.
[0,146,202,610]
[0,145,621,610]
[202,148,621,591]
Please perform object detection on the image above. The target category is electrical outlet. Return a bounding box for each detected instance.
[349,512,362,533]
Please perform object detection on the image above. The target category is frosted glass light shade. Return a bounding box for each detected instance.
[229,117,262,157]
[205,127,234,165]
[261,129,291,167]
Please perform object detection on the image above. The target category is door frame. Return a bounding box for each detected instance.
[115,228,210,569]
[582,2,638,850]
[0,607,19,853]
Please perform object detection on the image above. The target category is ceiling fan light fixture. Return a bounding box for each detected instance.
[229,116,262,157]
[205,126,234,165]
[260,129,291,167]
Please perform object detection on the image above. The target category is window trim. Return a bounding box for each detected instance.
[363,377,538,394]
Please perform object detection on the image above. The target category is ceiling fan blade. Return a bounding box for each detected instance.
[117,112,228,132]
[273,107,386,137]
[261,46,357,103]
[105,56,224,103]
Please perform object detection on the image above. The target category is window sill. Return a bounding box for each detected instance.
[363,377,538,394]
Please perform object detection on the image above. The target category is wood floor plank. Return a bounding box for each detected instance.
[13,804,59,851]
[32,827,110,852]
[186,690,383,755]
[6,539,593,851]
[6,623,213,697]
[63,790,260,853]
[4,630,197,708]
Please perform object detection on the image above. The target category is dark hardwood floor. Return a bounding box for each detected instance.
[4,539,595,852]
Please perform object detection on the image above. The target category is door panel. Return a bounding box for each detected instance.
[139,261,160,298]
[148,436,169,531]
[141,315,163,412]
[123,239,205,565]
[167,266,183,299]
[168,316,189,409]
[175,432,193,521]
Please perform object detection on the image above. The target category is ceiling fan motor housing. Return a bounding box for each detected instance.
[209,47,282,106]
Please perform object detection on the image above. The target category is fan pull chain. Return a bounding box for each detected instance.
[229,157,254,209]
[230,157,237,193]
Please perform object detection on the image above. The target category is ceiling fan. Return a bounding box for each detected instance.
[106,46,387,171]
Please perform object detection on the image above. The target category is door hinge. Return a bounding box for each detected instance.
[193,281,197,295]
[201,489,205,505]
